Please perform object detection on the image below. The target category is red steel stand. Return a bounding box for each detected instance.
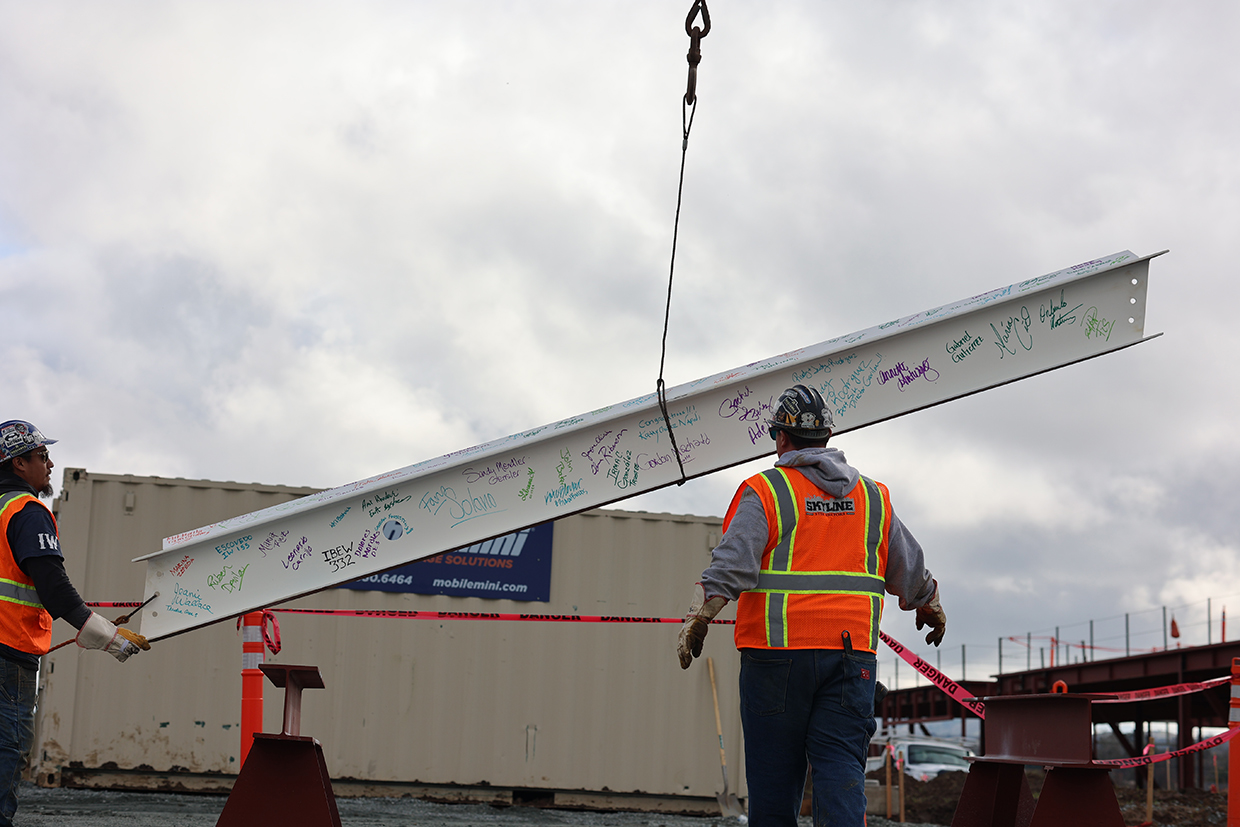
[217,664,341,827]
[951,693,1124,827]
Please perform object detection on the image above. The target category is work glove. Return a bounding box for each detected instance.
[76,612,151,663]
[676,583,728,669]
[915,580,947,647]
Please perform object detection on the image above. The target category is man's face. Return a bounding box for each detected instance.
[13,448,54,497]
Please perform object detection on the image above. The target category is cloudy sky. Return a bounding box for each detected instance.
[2,2,1237,685]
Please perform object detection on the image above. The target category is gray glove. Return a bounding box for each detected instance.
[76,612,150,662]
[676,583,727,669]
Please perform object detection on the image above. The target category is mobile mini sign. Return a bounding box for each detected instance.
[337,523,554,602]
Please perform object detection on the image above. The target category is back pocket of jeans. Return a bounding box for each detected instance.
[841,652,877,718]
[741,654,792,717]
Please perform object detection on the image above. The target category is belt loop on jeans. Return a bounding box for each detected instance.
[842,629,853,655]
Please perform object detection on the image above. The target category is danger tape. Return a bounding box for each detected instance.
[879,630,986,718]
[1094,676,1229,704]
[98,599,1240,767]
[1093,726,1240,767]
[878,630,1238,767]
[271,607,737,625]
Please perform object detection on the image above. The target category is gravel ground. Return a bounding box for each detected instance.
[15,775,1229,826]
[11,784,942,827]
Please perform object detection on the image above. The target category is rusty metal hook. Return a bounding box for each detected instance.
[685,0,711,39]
[684,0,711,105]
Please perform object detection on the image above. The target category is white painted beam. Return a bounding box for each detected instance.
[138,250,1163,639]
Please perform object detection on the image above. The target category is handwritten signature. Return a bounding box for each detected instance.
[819,356,882,420]
[1083,307,1116,341]
[169,583,213,617]
[990,307,1033,358]
[582,429,627,474]
[518,467,536,501]
[283,537,312,571]
[462,455,528,486]
[420,485,502,528]
[206,563,249,594]
[877,358,941,392]
[1039,289,1083,330]
[322,543,356,574]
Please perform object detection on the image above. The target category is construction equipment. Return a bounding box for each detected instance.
[707,657,746,818]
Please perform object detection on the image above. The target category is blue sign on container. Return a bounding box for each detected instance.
[338,522,553,602]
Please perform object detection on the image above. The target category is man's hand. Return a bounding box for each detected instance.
[76,612,151,662]
[915,581,947,647]
[676,583,727,669]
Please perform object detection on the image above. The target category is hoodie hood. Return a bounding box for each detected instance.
[0,468,37,498]
[774,446,859,498]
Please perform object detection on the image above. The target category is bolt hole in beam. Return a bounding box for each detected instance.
[137,251,1165,640]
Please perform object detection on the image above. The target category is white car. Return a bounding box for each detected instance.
[866,737,974,782]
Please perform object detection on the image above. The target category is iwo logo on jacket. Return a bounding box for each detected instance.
[804,497,854,515]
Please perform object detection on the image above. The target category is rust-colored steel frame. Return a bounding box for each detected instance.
[878,640,1240,790]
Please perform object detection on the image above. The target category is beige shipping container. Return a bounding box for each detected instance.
[35,468,744,811]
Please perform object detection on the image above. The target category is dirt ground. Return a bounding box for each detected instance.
[878,770,1229,827]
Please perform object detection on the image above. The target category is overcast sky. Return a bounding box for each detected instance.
[2,2,1237,686]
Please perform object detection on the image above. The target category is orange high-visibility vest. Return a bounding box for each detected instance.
[729,467,890,653]
[0,491,54,655]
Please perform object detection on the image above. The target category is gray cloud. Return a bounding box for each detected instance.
[1,1,1236,683]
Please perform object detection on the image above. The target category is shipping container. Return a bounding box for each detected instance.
[36,468,742,812]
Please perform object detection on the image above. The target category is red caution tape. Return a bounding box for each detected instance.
[259,609,281,654]
[879,631,986,718]
[1094,676,1229,704]
[1093,726,1240,768]
[234,610,281,655]
[878,631,1236,767]
[271,607,736,625]
[89,599,1238,766]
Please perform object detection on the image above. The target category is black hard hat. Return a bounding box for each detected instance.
[768,385,834,440]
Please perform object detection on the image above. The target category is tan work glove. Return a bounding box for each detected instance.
[76,612,151,662]
[676,583,728,669]
[915,581,947,647]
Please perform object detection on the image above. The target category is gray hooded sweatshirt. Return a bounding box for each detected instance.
[699,446,936,611]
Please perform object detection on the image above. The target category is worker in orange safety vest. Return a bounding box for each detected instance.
[677,385,946,827]
[0,420,150,826]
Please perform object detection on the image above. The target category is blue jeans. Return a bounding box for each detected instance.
[739,646,877,827]
[0,659,37,827]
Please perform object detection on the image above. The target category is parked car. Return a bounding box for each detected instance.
[866,736,974,781]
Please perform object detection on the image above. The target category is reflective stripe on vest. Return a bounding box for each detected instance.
[0,577,43,609]
[749,469,886,650]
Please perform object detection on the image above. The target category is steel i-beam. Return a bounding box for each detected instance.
[137,250,1163,640]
